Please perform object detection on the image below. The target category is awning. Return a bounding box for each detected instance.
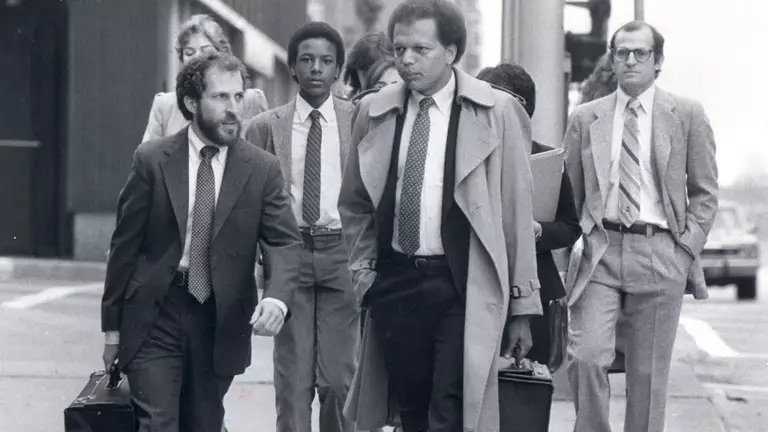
[196,0,287,77]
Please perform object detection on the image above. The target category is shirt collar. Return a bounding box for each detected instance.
[296,94,336,124]
[411,71,456,115]
[617,84,655,114]
[188,126,226,161]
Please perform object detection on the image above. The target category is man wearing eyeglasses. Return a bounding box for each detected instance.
[563,21,718,432]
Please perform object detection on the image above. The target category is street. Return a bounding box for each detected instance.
[1,263,767,431]
[678,263,768,432]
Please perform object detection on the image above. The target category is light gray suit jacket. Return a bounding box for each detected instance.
[563,88,718,305]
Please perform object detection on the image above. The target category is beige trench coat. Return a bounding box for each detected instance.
[338,68,543,432]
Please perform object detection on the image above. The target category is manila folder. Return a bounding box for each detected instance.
[530,147,565,222]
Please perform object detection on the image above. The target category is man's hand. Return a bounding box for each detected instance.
[501,316,533,366]
[102,343,119,372]
[533,221,542,242]
[251,301,285,337]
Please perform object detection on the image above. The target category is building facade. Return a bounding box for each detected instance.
[0,0,307,260]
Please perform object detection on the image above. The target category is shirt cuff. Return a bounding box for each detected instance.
[105,331,120,345]
[261,298,288,316]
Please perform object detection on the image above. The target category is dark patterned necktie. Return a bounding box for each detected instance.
[188,145,219,303]
[619,98,642,227]
[398,96,435,255]
[302,110,322,226]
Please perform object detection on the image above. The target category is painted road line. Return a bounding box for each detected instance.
[0,283,102,310]
[679,316,739,358]
[703,382,768,394]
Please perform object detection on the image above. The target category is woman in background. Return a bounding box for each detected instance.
[141,14,268,142]
[579,52,617,104]
[343,32,401,103]
[478,63,582,367]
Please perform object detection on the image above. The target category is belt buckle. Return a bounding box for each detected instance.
[413,258,427,270]
[645,224,653,238]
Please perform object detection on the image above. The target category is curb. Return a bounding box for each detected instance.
[0,257,106,282]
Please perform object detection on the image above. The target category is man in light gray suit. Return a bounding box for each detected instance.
[245,22,358,432]
[563,21,718,432]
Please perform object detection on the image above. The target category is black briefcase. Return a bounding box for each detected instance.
[498,361,553,432]
[64,366,136,432]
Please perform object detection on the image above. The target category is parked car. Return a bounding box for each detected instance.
[700,201,760,299]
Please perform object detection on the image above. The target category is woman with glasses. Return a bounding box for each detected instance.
[477,62,582,368]
[141,14,268,143]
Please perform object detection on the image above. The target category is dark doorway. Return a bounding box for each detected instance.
[0,0,70,257]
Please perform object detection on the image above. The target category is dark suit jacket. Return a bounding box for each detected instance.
[101,128,302,376]
[532,141,581,302]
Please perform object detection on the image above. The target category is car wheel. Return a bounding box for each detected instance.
[736,276,757,300]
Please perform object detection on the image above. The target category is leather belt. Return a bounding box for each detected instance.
[602,220,670,237]
[299,226,343,237]
[388,251,450,270]
[171,270,189,286]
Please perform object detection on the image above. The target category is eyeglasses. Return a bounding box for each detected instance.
[612,48,654,63]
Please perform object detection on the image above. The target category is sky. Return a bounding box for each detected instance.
[477,0,768,187]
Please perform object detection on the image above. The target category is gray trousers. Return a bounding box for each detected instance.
[567,230,692,432]
[273,232,360,432]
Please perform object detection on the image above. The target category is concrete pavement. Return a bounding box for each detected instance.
[0,257,730,431]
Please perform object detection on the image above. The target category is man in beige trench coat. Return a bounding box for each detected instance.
[338,1,543,431]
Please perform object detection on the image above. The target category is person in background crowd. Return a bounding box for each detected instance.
[580,53,617,105]
[141,14,268,143]
[477,62,582,367]
[343,32,402,103]
[339,1,542,430]
[563,21,718,432]
[245,22,358,432]
[101,52,302,432]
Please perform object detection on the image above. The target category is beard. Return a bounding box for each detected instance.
[195,111,241,147]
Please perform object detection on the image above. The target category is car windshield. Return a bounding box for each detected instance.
[711,208,741,233]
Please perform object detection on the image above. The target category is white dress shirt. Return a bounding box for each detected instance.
[291,95,343,229]
[392,72,456,255]
[605,85,667,228]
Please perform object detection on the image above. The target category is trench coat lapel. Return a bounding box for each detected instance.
[162,129,190,244]
[271,101,295,192]
[587,94,616,221]
[212,139,253,241]
[357,82,408,208]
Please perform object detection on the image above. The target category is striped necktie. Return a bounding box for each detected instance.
[619,97,642,227]
[302,109,322,226]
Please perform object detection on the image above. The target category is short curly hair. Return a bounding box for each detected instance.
[287,21,346,82]
[344,32,394,93]
[175,14,233,63]
[176,52,248,121]
[388,0,466,64]
[477,63,536,118]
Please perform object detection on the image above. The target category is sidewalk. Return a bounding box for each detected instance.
[2,257,730,431]
[225,331,730,432]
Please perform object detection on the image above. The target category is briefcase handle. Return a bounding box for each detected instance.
[106,364,123,390]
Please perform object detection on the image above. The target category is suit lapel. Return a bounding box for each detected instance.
[271,101,295,191]
[212,139,254,241]
[162,129,190,244]
[651,89,677,201]
[587,94,616,219]
[335,99,353,173]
